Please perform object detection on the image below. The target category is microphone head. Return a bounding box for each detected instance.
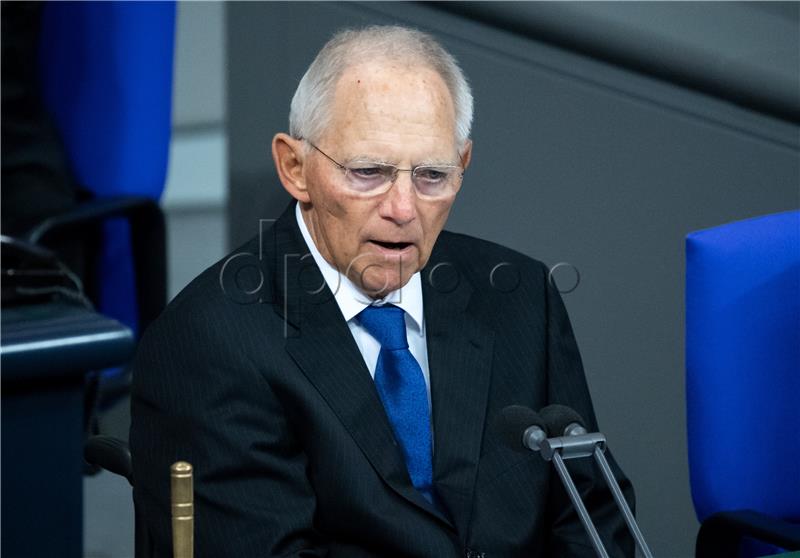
[492,405,546,452]
[540,404,587,437]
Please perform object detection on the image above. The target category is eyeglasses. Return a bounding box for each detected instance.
[306,141,464,199]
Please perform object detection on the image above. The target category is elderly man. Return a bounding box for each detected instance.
[131,25,634,557]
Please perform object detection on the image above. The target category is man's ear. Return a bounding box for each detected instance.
[459,139,473,171]
[272,133,310,203]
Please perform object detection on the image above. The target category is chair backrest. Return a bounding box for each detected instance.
[38,1,174,198]
[37,1,175,333]
[686,209,800,522]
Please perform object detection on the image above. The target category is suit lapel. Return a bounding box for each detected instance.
[423,245,495,533]
[272,205,453,526]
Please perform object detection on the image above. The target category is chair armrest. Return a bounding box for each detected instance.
[23,196,167,333]
[696,510,800,557]
[84,435,133,486]
[23,196,158,245]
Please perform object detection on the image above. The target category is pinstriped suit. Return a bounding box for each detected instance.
[130,202,634,557]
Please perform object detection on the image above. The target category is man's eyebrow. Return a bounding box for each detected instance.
[345,155,459,167]
[345,154,393,165]
[416,158,459,166]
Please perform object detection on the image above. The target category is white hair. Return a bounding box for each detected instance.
[289,25,474,150]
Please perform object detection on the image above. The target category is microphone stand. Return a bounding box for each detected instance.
[592,445,654,558]
[519,419,611,558]
[542,432,654,558]
[548,450,611,558]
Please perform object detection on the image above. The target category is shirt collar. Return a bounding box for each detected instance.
[294,203,424,331]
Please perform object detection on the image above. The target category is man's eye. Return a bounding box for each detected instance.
[350,167,385,179]
[416,168,448,182]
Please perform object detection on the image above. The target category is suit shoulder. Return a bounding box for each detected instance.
[143,234,269,338]
[435,230,549,277]
[430,231,554,306]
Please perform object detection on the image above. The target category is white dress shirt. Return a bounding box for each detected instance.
[295,203,432,405]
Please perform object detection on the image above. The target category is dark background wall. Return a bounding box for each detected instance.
[227,3,800,556]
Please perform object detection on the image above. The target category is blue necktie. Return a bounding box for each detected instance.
[358,304,434,503]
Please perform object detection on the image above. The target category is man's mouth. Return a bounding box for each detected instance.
[371,240,412,251]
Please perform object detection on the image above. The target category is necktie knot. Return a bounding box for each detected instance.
[358,304,408,351]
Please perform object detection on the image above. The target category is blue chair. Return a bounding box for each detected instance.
[686,210,800,557]
[36,1,175,410]
[38,0,175,335]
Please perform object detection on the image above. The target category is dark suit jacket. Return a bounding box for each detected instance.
[131,202,634,557]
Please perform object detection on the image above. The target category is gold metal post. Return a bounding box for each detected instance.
[170,461,194,558]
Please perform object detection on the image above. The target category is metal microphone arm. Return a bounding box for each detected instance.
[497,406,638,558]
[592,445,654,558]
[549,451,611,558]
[548,423,655,558]
[517,418,610,558]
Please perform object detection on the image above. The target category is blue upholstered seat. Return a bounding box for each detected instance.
[686,209,800,556]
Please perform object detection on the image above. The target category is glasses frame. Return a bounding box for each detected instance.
[305,140,464,199]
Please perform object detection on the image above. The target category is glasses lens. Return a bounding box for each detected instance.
[412,166,459,198]
[345,164,394,193]
[340,160,462,198]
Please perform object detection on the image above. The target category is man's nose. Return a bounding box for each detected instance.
[379,171,417,225]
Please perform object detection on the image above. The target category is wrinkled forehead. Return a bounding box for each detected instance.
[322,60,458,154]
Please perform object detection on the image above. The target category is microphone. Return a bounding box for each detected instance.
[540,405,654,558]
[540,404,587,436]
[493,405,547,452]
[495,405,610,558]
[537,404,606,461]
